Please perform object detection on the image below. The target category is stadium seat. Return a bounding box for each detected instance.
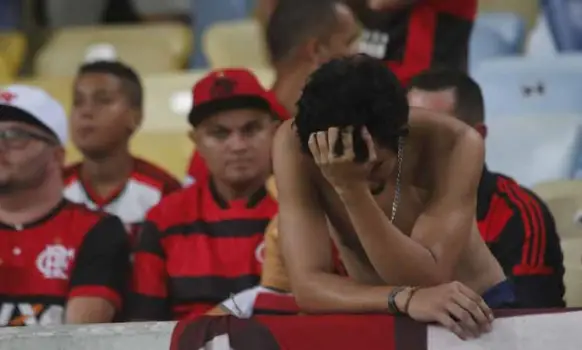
[0,56,11,83]
[469,25,515,72]
[542,0,582,52]
[13,77,74,114]
[203,19,270,69]
[532,180,582,307]
[35,23,192,77]
[472,56,582,118]
[0,31,27,78]
[474,12,526,52]
[478,0,539,31]
[191,0,255,68]
[485,114,582,188]
[141,68,275,132]
[131,131,194,179]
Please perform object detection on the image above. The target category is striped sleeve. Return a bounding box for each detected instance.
[130,210,171,320]
[492,179,565,307]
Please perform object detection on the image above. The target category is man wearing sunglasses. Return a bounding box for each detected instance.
[0,85,130,326]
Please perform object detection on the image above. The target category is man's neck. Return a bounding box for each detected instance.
[81,148,134,191]
[0,176,64,226]
[272,63,313,116]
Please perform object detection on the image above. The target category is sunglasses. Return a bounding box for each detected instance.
[0,128,58,149]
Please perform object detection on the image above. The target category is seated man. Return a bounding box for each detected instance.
[0,85,130,326]
[131,69,280,321]
[65,61,181,243]
[274,55,507,339]
[407,68,565,308]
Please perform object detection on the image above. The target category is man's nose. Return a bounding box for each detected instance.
[227,132,249,152]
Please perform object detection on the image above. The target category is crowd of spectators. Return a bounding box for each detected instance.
[0,0,574,343]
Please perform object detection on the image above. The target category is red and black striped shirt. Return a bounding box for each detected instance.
[131,178,278,320]
[352,0,476,84]
[477,167,565,308]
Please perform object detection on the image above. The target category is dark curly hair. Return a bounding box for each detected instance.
[295,54,409,162]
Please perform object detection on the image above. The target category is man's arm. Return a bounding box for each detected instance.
[130,216,171,321]
[489,187,566,308]
[66,215,130,324]
[274,122,401,313]
[339,113,483,285]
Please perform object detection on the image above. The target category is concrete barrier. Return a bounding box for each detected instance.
[0,322,175,350]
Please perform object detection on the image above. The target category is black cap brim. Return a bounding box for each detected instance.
[188,95,273,127]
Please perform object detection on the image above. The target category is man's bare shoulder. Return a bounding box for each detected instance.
[408,107,471,136]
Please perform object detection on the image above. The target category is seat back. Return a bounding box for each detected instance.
[485,114,582,187]
[475,12,526,51]
[472,56,582,118]
[0,31,26,78]
[478,0,539,31]
[191,0,255,68]
[542,0,582,51]
[469,25,514,72]
[203,19,270,69]
[35,24,191,77]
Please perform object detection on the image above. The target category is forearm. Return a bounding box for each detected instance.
[65,298,115,324]
[295,271,397,313]
[340,187,444,285]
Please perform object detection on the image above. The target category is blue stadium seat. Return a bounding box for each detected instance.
[190,0,256,68]
[485,114,582,187]
[471,56,582,118]
[469,26,514,72]
[543,0,582,52]
[475,12,526,52]
[0,0,20,30]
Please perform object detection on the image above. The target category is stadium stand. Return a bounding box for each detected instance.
[472,56,582,118]
[533,180,582,307]
[34,23,192,77]
[485,114,582,187]
[203,19,270,69]
[478,0,539,32]
[474,12,526,52]
[0,31,27,78]
[543,0,582,52]
[468,25,515,72]
[191,0,256,68]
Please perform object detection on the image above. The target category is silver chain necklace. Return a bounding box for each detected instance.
[390,137,404,223]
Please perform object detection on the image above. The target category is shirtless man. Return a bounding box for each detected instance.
[274,54,510,339]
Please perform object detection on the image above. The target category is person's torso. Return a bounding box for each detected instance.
[0,201,103,326]
[64,158,179,242]
[312,145,503,294]
[157,179,278,319]
[350,0,477,81]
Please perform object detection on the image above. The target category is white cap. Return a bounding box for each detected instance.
[0,85,68,145]
[84,43,118,64]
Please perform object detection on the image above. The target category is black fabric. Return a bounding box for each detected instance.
[0,105,58,141]
[188,96,271,127]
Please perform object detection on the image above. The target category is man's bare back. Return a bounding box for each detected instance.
[293,109,505,294]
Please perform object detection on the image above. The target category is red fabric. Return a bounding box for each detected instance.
[131,179,278,320]
[192,69,269,106]
[386,0,477,84]
[257,315,396,350]
[0,201,126,326]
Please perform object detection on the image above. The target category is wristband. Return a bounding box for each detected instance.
[387,287,406,315]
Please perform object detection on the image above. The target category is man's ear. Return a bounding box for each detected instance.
[53,146,66,168]
[127,109,142,135]
[473,123,488,139]
[188,129,197,143]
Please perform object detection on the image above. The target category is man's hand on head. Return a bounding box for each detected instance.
[308,126,375,193]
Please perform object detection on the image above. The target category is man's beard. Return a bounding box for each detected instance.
[0,165,48,196]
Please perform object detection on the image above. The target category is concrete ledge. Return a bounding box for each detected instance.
[0,322,176,350]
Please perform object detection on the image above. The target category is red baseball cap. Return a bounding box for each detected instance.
[188,68,273,126]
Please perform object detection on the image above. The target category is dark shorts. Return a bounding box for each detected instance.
[482,280,517,309]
